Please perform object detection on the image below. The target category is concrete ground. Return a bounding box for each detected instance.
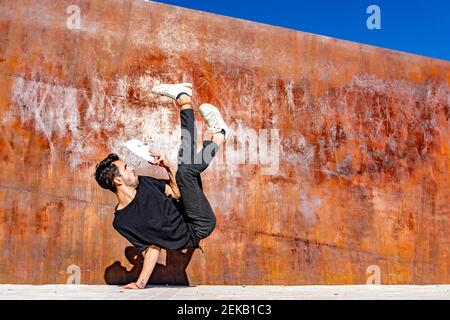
[0,285,449,300]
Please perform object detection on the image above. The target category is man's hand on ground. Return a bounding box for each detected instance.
[122,282,144,289]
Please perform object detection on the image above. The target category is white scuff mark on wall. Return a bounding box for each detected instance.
[285,79,295,112]
[9,77,81,164]
[281,73,449,181]
[156,11,200,54]
[286,135,315,168]
[133,75,163,101]
[266,84,278,109]
[350,74,388,94]
[205,34,263,68]
[237,73,256,114]
[209,178,241,219]
[8,74,281,174]
[8,76,118,168]
[299,192,321,226]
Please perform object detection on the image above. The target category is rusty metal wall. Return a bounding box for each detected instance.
[0,0,449,285]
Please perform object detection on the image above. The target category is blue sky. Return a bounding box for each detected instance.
[151,0,450,61]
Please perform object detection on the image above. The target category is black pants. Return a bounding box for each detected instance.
[176,109,219,241]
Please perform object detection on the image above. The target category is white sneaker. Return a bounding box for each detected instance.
[199,103,231,140]
[151,83,193,100]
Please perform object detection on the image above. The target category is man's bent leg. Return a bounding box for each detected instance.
[176,165,216,240]
[178,108,220,171]
[176,99,222,239]
[192,140,220,173]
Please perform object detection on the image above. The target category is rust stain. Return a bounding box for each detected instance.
[0,0,449,285]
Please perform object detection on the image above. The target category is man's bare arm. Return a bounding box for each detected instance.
[164,164,181,200]
[149,150,181,200]
[123,245,160,289]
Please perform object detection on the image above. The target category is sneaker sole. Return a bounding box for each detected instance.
[151,83,193,99]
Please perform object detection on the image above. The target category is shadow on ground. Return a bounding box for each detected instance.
[104,246,195,286]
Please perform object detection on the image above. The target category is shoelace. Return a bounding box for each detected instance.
[209,112,221,131]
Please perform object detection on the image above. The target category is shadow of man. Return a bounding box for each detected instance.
[104,246,195,286]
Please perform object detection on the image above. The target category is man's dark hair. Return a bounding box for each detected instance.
[95,153,121,193]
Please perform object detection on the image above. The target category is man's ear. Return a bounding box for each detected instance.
[113,176,123,187]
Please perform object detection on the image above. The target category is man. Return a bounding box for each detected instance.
[94,83,230,289]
